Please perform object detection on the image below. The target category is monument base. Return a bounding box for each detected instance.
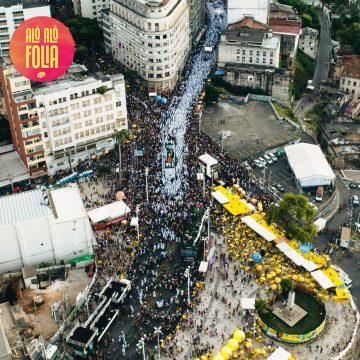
[272,304,308,327]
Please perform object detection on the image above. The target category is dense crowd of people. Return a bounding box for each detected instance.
[34,1,281,358]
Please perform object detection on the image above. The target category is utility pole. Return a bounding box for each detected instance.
[137,338,146,360]
[136,205,140,243]
[145,167,149,203]
[154,327,162,360]
[184,266,191,304]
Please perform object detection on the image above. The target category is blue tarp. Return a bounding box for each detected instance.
[299,243,313,254]
[215,70,225,76]
[251,253,262,263]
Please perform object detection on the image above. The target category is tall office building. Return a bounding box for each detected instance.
[110,0,190,92]
[0,61,128,177]
[0,0,51,57]
[189,0,206,44]
[73,0,110,20]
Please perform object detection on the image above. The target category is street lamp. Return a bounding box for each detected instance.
[184,266,191,304]
[145,167,149,203]
[154,327,162,360]
[136,337,146,360]
[136,205,140,243]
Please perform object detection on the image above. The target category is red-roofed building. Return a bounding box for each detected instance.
[269,18,302,68]
[338,55,360,100]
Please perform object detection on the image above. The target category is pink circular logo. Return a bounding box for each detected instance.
[10,16,75,82]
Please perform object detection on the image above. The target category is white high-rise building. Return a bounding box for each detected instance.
[109,0,190,92]
[35,70,128,174]
[0,0,51,57]
[227,0,270,26]
[0,62,128,177]
[73,0,110,20]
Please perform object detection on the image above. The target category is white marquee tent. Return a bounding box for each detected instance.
[267,347,291,360]
[87,201,130,224]
[285,143,335,188]
[241,216,277,241]
[311,269,335,289]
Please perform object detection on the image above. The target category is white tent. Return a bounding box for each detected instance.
[302,259,318,272]
[314,218,327,232]
[241,298,255,310]
[311,270,335,289]
[87,201,130,223]
[198,153,218,167]
[283,248,305,266]
[276,242,292,253]
[267,347,291,360]
[211,191,230,204]
[241,216,277,241]
[199,261,208,273]
[285,143,335,188]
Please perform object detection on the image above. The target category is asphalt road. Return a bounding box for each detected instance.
[294,5,332,119]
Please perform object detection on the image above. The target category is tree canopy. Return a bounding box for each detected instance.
[265,193,316,243]
[65,17,103,53]
[255,299,271,315]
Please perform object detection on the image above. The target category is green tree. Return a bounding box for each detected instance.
[280,278,293,300]
[97,85,108,95]
[112,129,133,187]
[204,84,221,103]
[255,299,271,315]
[74,45,89,63]
[65,17,103,52]
[265,193,317,243]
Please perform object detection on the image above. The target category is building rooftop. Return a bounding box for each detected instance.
[50,184,87,222]
[300,27,319,35]
[0,0,49,8]
[224,28,268,44]
[270,2,297,15]
[0,151,29,187]
[269,18,302,35]
[0,189,52,227]
[341,63,360,79]
[34,76,104,96]
[227,16,267,30]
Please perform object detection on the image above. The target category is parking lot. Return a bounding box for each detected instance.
[201,100,299,162]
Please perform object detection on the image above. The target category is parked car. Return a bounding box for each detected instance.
[315,186,324,202]
[264,154,273,165]
[254,159,264,168]
[243,161,252,171]
[85,264,96,277]
[270,186,278,194]
[258,157,267,166]
[349,182,360,189]
[275,183,285,192]
[269,153,278,162]
[351,195,359,206]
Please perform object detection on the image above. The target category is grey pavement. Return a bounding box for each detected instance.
[201,101,299,163]
[294,4,332,123]
[166,244,357,360]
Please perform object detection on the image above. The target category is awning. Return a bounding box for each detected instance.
[241,298,255,310]
[311,270,335,289]
[211,190,230,204]
[241,216,277,241]
[87,201,130,223]
[302,259,318,272]
[199,261,208,273]
[276,242,292,252]
[283,248,305,266]
[267,347,291,360]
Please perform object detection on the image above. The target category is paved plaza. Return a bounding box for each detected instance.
[165,245,357,360]
[201,101,298,162]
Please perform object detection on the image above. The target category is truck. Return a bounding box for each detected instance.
[339,226,351,249]
[333,265,353,289]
